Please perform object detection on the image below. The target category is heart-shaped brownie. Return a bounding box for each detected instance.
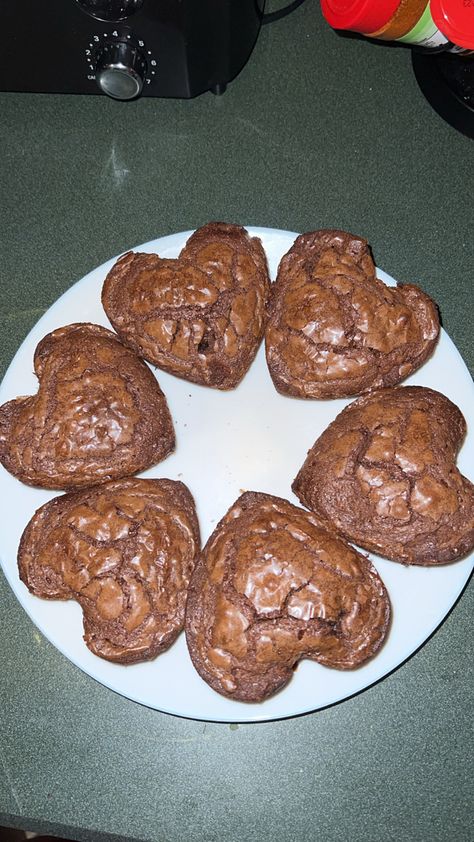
[102,222,271,389]
[265,229,440,398]
[185,491,390,702]
[18,478,200,663]
[293,386,474,565]
[0,323,175,489]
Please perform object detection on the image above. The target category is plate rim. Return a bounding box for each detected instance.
[1,225,473,723]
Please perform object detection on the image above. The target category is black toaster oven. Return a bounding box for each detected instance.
[0,0,266,100]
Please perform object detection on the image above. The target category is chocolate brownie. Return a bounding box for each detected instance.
[185,492,390,702]
[102,222,271,389]
[265,229,440,398]
[18,478,200,663]
[0,323,175,489]
[293,386,474,565]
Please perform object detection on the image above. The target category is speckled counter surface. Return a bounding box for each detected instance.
[0,3,472,842]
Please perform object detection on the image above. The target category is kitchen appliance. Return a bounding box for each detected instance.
[412,51,474,139]
[0,0,266,100]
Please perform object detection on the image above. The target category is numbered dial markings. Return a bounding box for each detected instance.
[84,31,157,87]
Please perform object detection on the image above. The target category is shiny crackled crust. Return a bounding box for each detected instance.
[18,478,200,663]
[265,229,440,399]
[102,222,271,389]
[293,386,474,565]
[0,323,175,489]
[185,492,390,702]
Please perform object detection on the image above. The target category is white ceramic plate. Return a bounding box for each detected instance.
[0,227,472,723]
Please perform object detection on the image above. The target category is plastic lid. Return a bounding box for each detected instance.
[430,0,474,49]
[320,0,401,33]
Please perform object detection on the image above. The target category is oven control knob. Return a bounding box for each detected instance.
[95,41,147,100]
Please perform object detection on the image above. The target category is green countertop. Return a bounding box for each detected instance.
[0,4,472,841]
